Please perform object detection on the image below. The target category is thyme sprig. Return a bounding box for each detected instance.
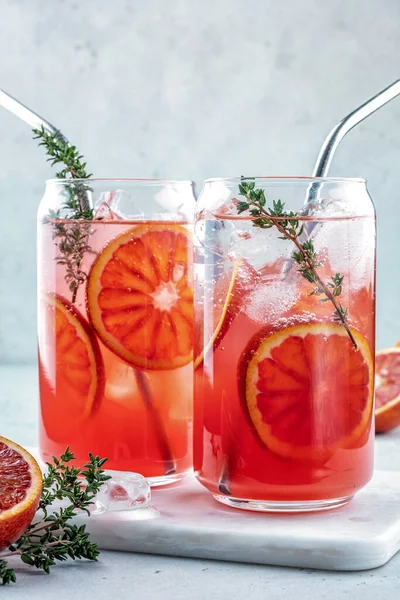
[46,211,94,303]
[0,449,110,585]
[237,180,357,348]
[34,126,95,303]
[33,127,91,180]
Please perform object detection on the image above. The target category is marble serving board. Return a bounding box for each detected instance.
[75,470,400,571]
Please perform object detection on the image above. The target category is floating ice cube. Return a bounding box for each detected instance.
[301,196,375,288]
[93,189,137,220]
[309,214,375,287]
[229,226,294,269]
[301,197,353,218]
[92,471,151,513]
[246,271,299,324]
[93,201,121,221]
[154,184,194,220]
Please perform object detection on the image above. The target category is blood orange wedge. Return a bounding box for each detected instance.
[0,437,42,551]
[87,224,193,370]
[375,347,400,433]
[239,323,374,461]
[39,294,104,440]
[194,258,257,369]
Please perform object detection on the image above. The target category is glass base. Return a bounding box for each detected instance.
[147,472,187,487]
[214,493,354,513]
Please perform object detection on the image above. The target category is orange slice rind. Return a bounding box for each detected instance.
[39,293,104,438]
[194,258,257,370]
[375,347,400,433]
[240,323,374,461]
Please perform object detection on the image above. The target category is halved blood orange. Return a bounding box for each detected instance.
[39,294,104,440]
[239,323,374,461]
[375,347,400,433]
[87,224,193,370]
[194,258,258,370]
[0,437,42,551]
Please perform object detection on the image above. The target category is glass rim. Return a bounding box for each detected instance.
[204,175,366,184]
[45,177,194,186]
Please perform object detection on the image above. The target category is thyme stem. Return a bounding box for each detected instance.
[237,180,357,349]
[0,448,110,585]
[269,214,356,347]
[33,126,94,303]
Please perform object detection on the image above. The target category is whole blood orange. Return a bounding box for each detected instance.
[39,294,104,441]
[375,347,400,433]
[87,224,193,370]
[0,437,42,551]
[239,323,374,461]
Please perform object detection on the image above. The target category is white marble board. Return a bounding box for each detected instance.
[72,470,400,572]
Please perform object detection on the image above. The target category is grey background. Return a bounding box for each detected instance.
[0,0,399,364]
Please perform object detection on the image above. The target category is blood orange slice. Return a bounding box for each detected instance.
[0,437,42,551]
[39,294,104,440]
[375,347,400,433]
[194,258,257,369]
[240,323,374,460]
[87,224,193,370]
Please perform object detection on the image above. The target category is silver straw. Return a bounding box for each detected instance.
[307,79,400,203]
[0,88,68,143]
[0,88,92,212]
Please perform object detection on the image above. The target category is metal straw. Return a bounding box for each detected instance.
[0,88,68,143]
[218,80,400,495]
[307,79,400,203]
[0,88,92,215]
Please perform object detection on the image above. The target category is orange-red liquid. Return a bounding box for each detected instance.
[194,218,375,503]
[38,220,193,479]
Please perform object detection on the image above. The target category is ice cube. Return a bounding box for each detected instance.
[93,189,136,220]
[229,226,294,268]
[93,201,121,221]
[154,184,194,221]
[246,271,299,324]
[301,197,353,218]
[92,471,151,513]
[309,215,375,286]
[301,195,375,288]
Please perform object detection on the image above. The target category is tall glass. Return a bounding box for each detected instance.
[194,177,375,511]
[38,179,195,485]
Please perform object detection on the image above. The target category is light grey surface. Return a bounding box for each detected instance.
[0,0,400,362]
[2,365,400,598]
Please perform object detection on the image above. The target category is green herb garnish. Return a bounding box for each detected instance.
[33,126,94,303]
[0,449,110,585]
[237,180,357,348]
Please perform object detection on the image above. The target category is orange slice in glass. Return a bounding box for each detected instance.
[375,347,400,433]
[239,323,374,461]
[194,258,258,370]
[87,224,193,370]
[39,294,104,440]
